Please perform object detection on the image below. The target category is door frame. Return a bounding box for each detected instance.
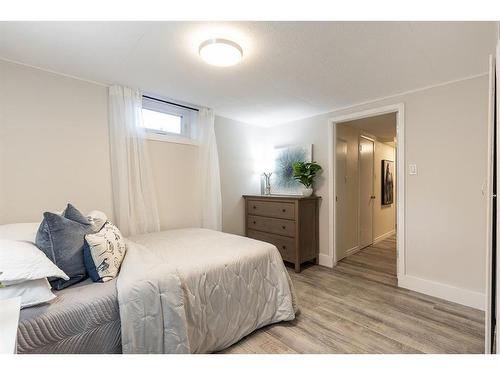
[358,135,376,250]
[328,103,405,281]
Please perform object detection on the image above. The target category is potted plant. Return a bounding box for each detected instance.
[292,161,322,197]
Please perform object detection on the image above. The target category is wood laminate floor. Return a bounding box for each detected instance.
[222,235,485,354]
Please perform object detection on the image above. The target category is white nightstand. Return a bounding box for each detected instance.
[0,297,21,354]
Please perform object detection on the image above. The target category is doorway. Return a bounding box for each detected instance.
[329,104,404,281]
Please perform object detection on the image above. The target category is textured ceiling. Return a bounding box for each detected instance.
[0,21,495,126]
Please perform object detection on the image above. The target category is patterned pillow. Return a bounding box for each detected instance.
[86,210,107,232]
[83,222,126,282]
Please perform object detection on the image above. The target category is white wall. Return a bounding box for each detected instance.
[0,60,201,229]
[0,60,113,222]
[215,116,265,235]
[148,140,201,230]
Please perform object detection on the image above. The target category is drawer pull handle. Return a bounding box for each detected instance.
[282,209,286,212]
[282,245,287,250]
[253,206,257,209]
[282,225,286,229]
[253,221,256,224]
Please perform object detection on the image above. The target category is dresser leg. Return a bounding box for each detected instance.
[294,263,301,273]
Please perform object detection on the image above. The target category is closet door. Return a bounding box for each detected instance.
[336,138,349,260]
[359,136,375,249]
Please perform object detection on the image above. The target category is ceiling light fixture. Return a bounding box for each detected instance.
[199,38,243,67]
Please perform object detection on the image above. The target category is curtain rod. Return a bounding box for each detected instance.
[142,95,199,112]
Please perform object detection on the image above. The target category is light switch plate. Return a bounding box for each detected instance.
[409,164,417,175]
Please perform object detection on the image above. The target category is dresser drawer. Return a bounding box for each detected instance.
[247,215,296,237]
[247,230,296,262]
[247,199,295,220]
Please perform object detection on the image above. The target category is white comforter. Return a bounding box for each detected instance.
[117,228,297,354]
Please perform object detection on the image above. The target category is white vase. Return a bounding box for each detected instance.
[301,187,313,197]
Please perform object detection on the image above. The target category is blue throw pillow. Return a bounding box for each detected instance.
[35,204,95,290]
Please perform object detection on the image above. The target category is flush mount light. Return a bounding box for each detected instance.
[199,38,243,67]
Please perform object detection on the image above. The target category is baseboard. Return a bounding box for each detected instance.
[319,253,334,268]
[344,245,360,257]
[373,229,396,244]
[398,274,485,311]
[325,246,360,266]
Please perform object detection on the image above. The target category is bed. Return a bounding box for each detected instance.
[17,228,297,354]
[17,278,121,354]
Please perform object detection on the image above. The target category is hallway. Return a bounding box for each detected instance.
[339,234,397,287]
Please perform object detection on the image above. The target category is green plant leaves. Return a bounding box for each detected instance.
[292,161,322,188]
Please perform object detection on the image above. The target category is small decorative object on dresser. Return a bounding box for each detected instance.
[292,161,322,197]
[263,172,272,195]
[243,195,320,272]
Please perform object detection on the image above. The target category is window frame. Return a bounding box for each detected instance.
[141,95,198,145]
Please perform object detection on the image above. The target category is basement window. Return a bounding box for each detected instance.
[142,108,182,134]
[141,95,197,144]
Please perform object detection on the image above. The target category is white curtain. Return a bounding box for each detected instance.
[197,108,222,230]
[108,85,160,236]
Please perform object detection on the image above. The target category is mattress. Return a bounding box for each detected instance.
[17,278,121,354]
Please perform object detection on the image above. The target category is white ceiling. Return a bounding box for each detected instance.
[0,22,495,126]
[340,113,397,141]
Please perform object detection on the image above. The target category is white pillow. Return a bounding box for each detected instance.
[0,239,69,286]
[87,210,108,232]
[0,278,56,308]
[0,223,40,243]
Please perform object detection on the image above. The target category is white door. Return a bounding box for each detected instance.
[496,40,500,355]
[336,139,348,260]
[485,44,500,354]
[485,54,495,354]
[359,137,375,249]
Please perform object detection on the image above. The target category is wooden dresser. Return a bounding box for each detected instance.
[243,195,320,272]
